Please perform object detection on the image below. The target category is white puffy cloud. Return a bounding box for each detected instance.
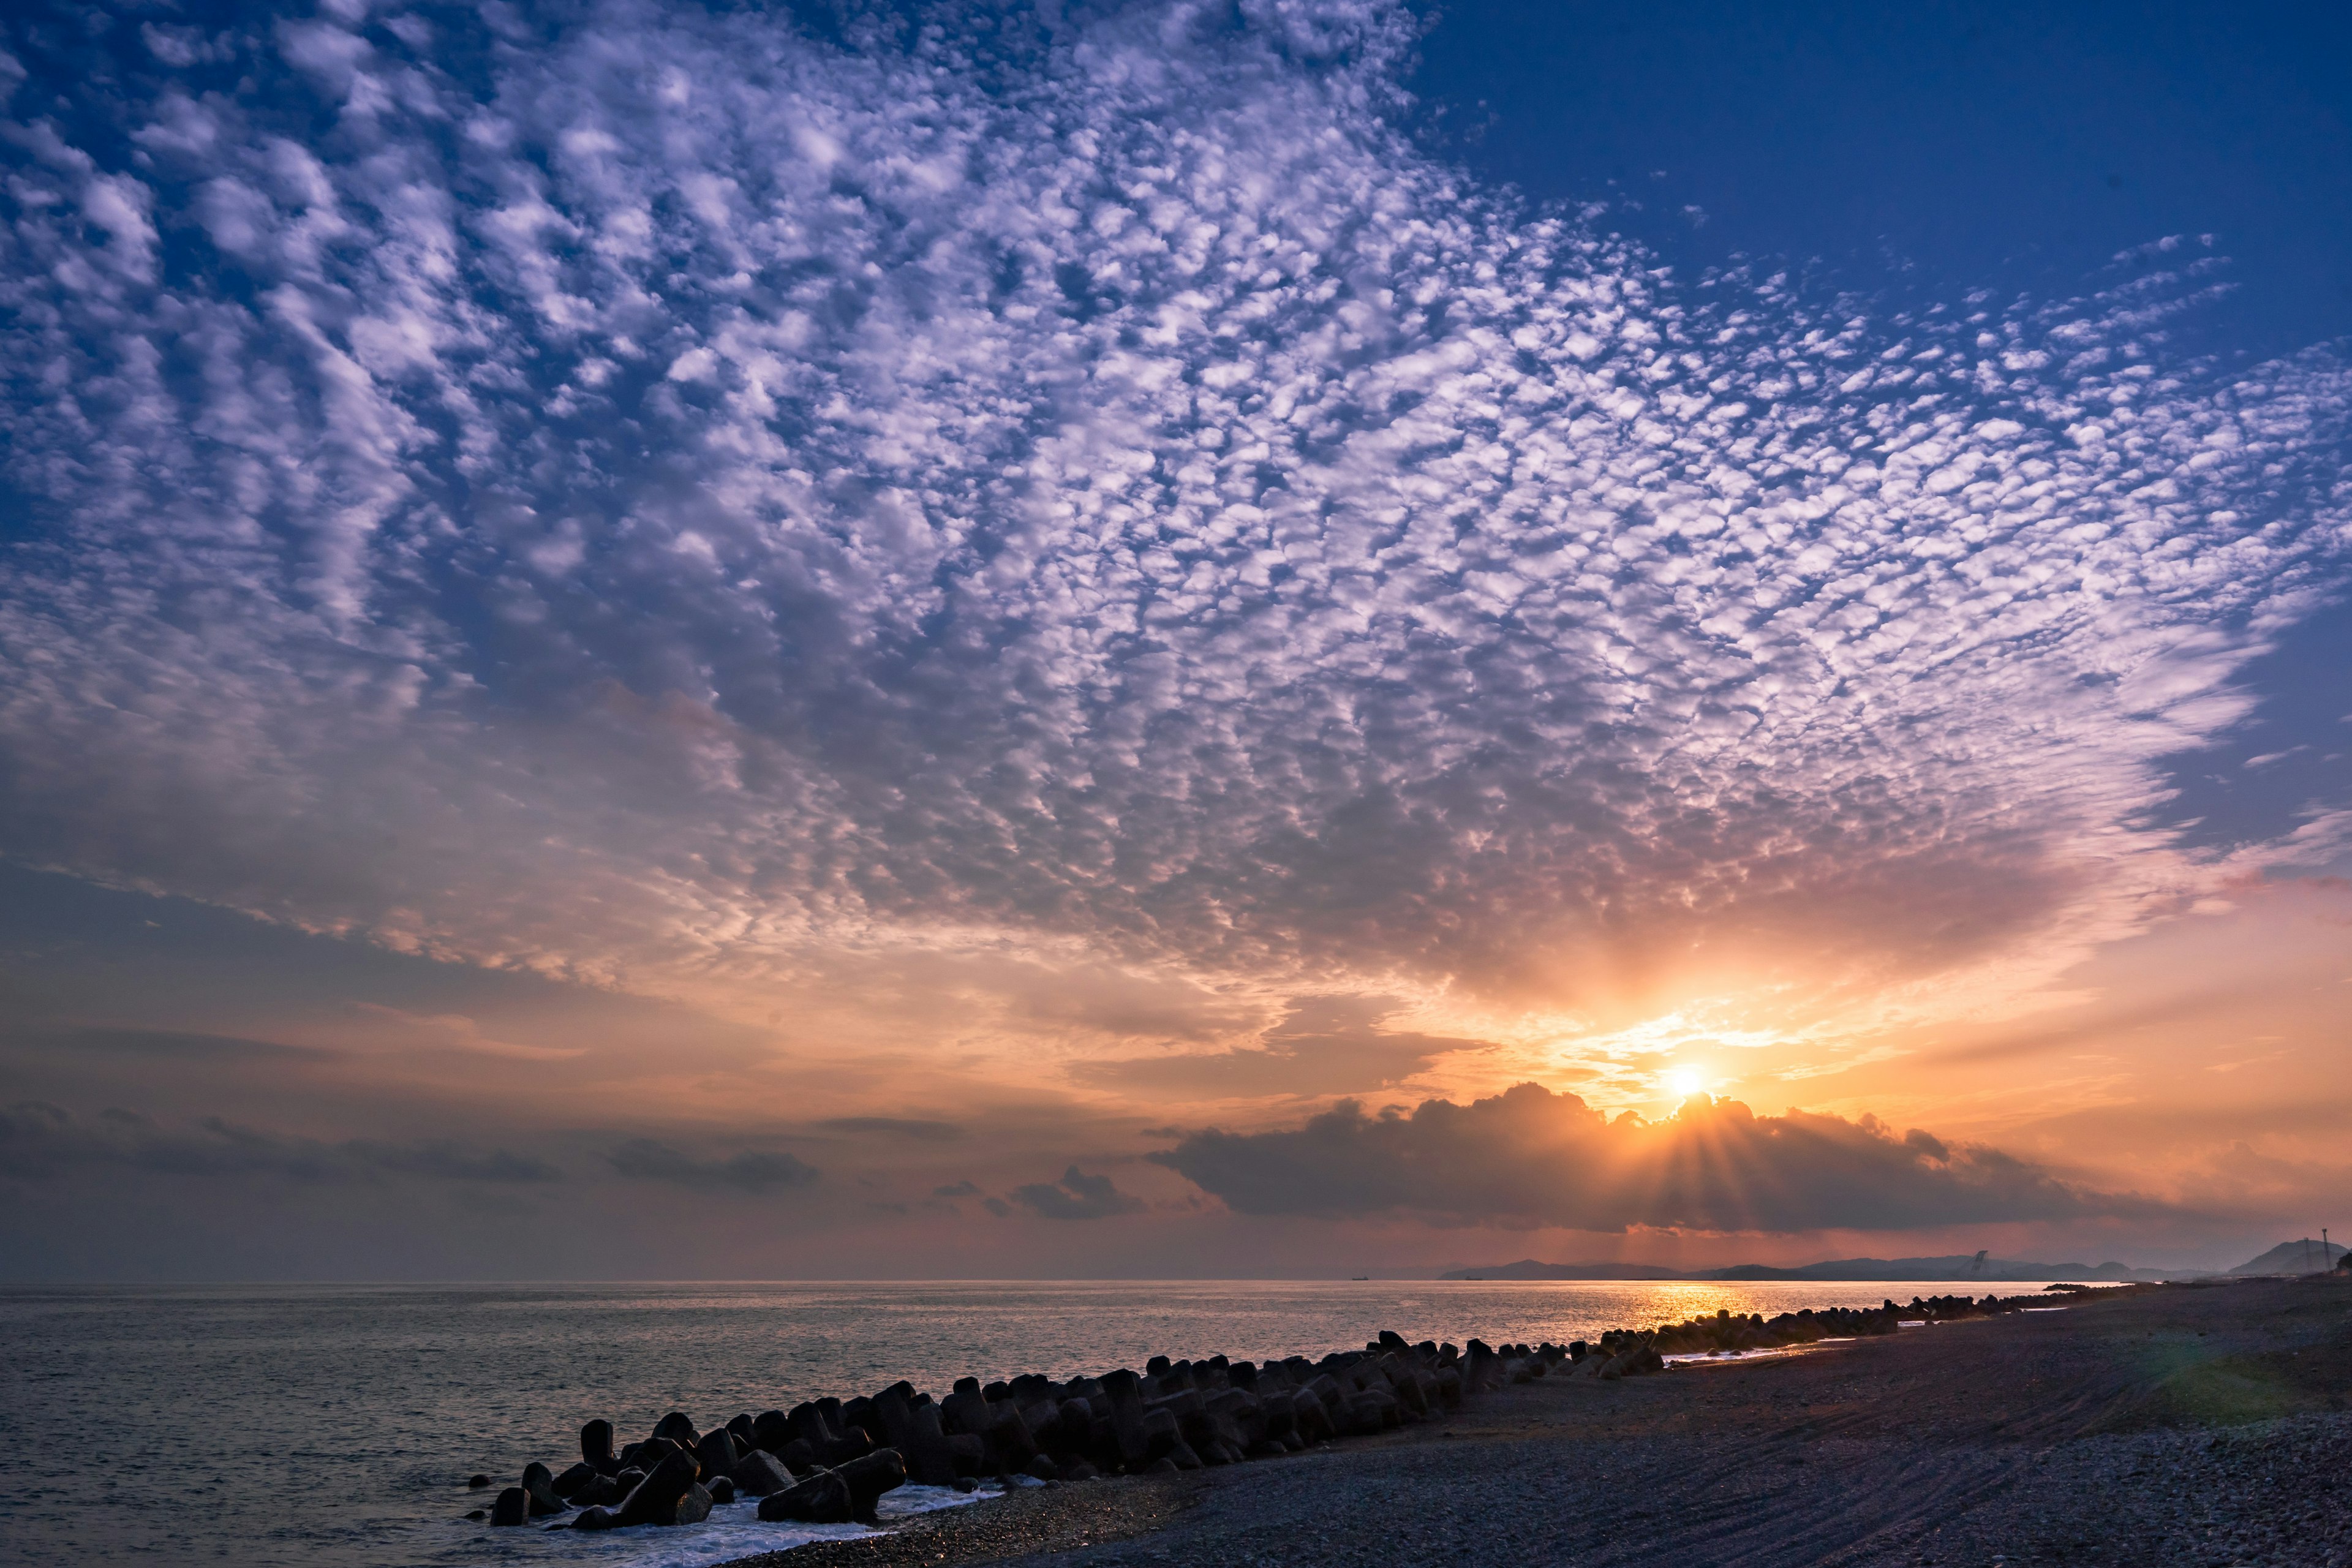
[0,0,2345,1041]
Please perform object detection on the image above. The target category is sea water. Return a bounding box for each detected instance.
[0,1278,2055,1568]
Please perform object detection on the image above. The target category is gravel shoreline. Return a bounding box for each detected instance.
[726,1275,2352,1568]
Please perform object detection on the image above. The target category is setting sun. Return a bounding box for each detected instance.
[1667,1069,1708,1099]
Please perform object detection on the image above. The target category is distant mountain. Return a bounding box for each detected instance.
[1440,1259,1686,1281]
[1441,1253,2193,1283]
[2228,1239,2346,1275]
[1701,1255,2181,1283]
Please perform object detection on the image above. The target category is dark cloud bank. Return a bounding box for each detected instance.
[2,1087,2177,1239]
[0,1104,826,1197]
[0,1101,559,1186]
[1009,1165,1148,1220]
[1152,1084,2163,1232]
[603,1138,821,1194]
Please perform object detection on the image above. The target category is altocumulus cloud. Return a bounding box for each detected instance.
[0,0,2346,1026]
[1150,1084,2159,1231]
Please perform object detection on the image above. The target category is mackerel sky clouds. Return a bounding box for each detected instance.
[2,0,2347,1280]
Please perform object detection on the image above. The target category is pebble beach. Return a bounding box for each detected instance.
[719,1275,2352,1568]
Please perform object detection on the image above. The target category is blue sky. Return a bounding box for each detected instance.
[1414,0,2352,855]
[1417,0,2352,356]
[1,0,2346,1280]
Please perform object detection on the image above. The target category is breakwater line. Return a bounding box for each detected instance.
[484,1289,2092,1554]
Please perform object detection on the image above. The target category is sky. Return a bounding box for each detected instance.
[1,0,2346,1281]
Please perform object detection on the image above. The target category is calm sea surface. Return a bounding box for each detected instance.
[0,1279,2054,1568]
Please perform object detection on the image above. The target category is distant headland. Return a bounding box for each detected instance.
[1438,1238,2346,1283]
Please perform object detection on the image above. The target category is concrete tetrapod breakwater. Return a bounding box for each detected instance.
[469,1287,2111,1536]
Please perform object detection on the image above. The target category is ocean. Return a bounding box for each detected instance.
[1,1278,2052,1568]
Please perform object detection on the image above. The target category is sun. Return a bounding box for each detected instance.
[1666,1068,1708,1099]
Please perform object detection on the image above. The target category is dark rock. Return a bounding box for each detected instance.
[1102,1372,1151,1467]
[1167,1442,1202,1471]
[707,1476,736,1504]
[521,1461,566,1517]
[1207,1387,1264,1451]
[489,1487,530,1527]
[693,1428,739,1479]
[789,1400,870,1468]
[581,1419,616,1470]
[940,1384,992,1436]
[465,1509,486,1521]
[631,1436,683,1472]
[731,1450,795,1497]
[570,1506,616,1532]
[1055,1396,1097,1457]
[651,1411,701,1450]
[1146,1455,1180,1474]
[981,1401,1037,1473]
[1023,1454,1059,1482]
[674,1482,714,1525]
[835,1447,910,1521]
[951,1476,978,1493]
[552,1462,601,1502]
[758,1468,853,1524]
[611,1449,701,1528]
[778,1437,818,1474]
[752,1409,793,1455]
[1246,1439,1287,1461]
[840,1395,884,1452]
[872,1387,956,1487]
[467,1474,491,1490]
[1140,1406,1181,1460]
[1063,1458,1100,1481]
